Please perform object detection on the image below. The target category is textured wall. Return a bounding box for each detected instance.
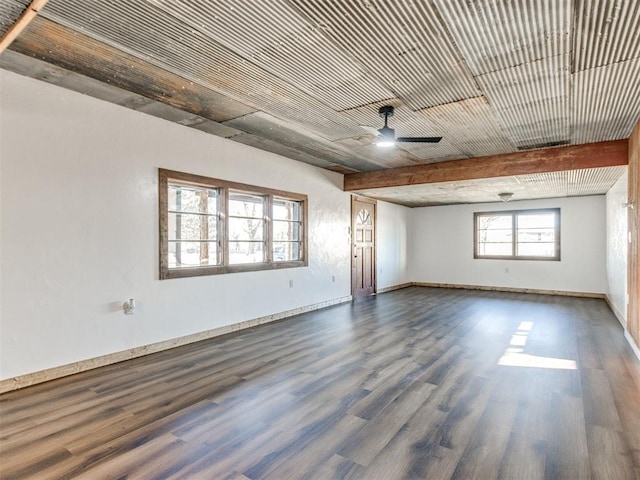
[628,120,640,350]
[606,170,629,325]
[410,196,608,294]
[377,201,411,290]
[0,70,359,379]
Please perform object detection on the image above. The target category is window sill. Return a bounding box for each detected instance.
[161,260,308,279]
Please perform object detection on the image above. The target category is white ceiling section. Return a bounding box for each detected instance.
[1,0,638,206]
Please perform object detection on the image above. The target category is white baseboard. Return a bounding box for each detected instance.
[604,295,627,328]
[0,295,352,394]
[625,330,640,361]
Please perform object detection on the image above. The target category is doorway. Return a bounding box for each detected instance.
[351,196,376,298]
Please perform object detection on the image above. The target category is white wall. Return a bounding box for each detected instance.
[377,201,411,289]
[0,70,372,379]
[409,196,608,294]
[606,170,629,325]
[1,68,618,381]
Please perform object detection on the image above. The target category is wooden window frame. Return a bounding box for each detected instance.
[159,169,308,279]
[474,208,561,261]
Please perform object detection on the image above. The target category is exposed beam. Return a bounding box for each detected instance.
[7,17,256,123]
[344,140,629,191]
[0,0,49,54]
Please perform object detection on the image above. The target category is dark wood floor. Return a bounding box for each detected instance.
[2,287,640,479]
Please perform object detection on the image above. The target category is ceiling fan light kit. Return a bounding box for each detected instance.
[375,105,442,147]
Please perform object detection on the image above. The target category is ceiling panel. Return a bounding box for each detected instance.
[287,0,480,110]
[416,97,514,157]
[573,0,640,72]
[477,55,570,148]
[567,165,629,196]
[0,0,29,37]
[435,0,571,75]
[572,57,640,144]
[224,112,387,171]
[147,0,394,111]
[40,0,364,141]
[1,0,637,207]
[354,166,627,206]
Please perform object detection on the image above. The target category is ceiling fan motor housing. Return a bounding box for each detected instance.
[375,105,442,145]
[379,105,395,118]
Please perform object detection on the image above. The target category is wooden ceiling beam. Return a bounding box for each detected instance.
[344,139,629,191]
[0,0,49,54]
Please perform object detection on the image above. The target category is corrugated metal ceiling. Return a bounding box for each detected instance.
[1,0,638,206]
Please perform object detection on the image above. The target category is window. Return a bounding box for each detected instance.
[228,192,266,265]
[160,169,307,279]
[167,183,221,268]
[474,208,560,260]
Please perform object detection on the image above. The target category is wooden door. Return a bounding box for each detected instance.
[352,196,376,298]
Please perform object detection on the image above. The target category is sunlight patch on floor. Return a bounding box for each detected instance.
[498,321,577,370]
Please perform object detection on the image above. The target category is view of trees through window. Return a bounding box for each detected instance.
[228,192,266,264]
[160,169,307,279]
[168,184,219,268]
[475,208,560,260]
[273,198,301,262]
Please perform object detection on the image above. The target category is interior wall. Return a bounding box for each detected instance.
[409,196,608,294]
[377,201,411,290]
[628,119,640,351]
[605,169,629,325]
[0,70,367,380]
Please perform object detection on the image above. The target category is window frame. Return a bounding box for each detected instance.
[159,169,307,279]
[474,208,561,261]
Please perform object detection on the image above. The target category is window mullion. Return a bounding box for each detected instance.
[221,187,229,267]
[266,195,273,263]
[512,212,517,258]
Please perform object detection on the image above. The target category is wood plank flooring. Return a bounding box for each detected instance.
[1,287,640,479]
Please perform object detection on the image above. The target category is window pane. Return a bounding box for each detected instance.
[169,242,218,268]
[168,213,217,241]
[273,220,300,241]
[478,243,512,256]
[273,242,300,261]
[478,228,512,243]
[273,199,300,221]
[229,217,264,241]
[229,192,264,218]
[229,241,264,264]
[517,242,556,257]
[168,184,218,214]
[357,209,372,225]
[517,213,555,229]
[517,228,555,243]
[478,214,512,229]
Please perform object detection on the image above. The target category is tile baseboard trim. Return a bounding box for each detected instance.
[0,295,352,393]
[377,282,413,294]
[412,282,605,299]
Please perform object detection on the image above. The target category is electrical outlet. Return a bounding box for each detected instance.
[123,298,136,315]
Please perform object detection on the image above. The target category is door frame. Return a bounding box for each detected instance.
[351,195,377,298]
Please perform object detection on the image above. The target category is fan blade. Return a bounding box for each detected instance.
[396,136,442,143]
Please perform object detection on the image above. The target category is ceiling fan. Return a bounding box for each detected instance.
[374,105,442,147]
